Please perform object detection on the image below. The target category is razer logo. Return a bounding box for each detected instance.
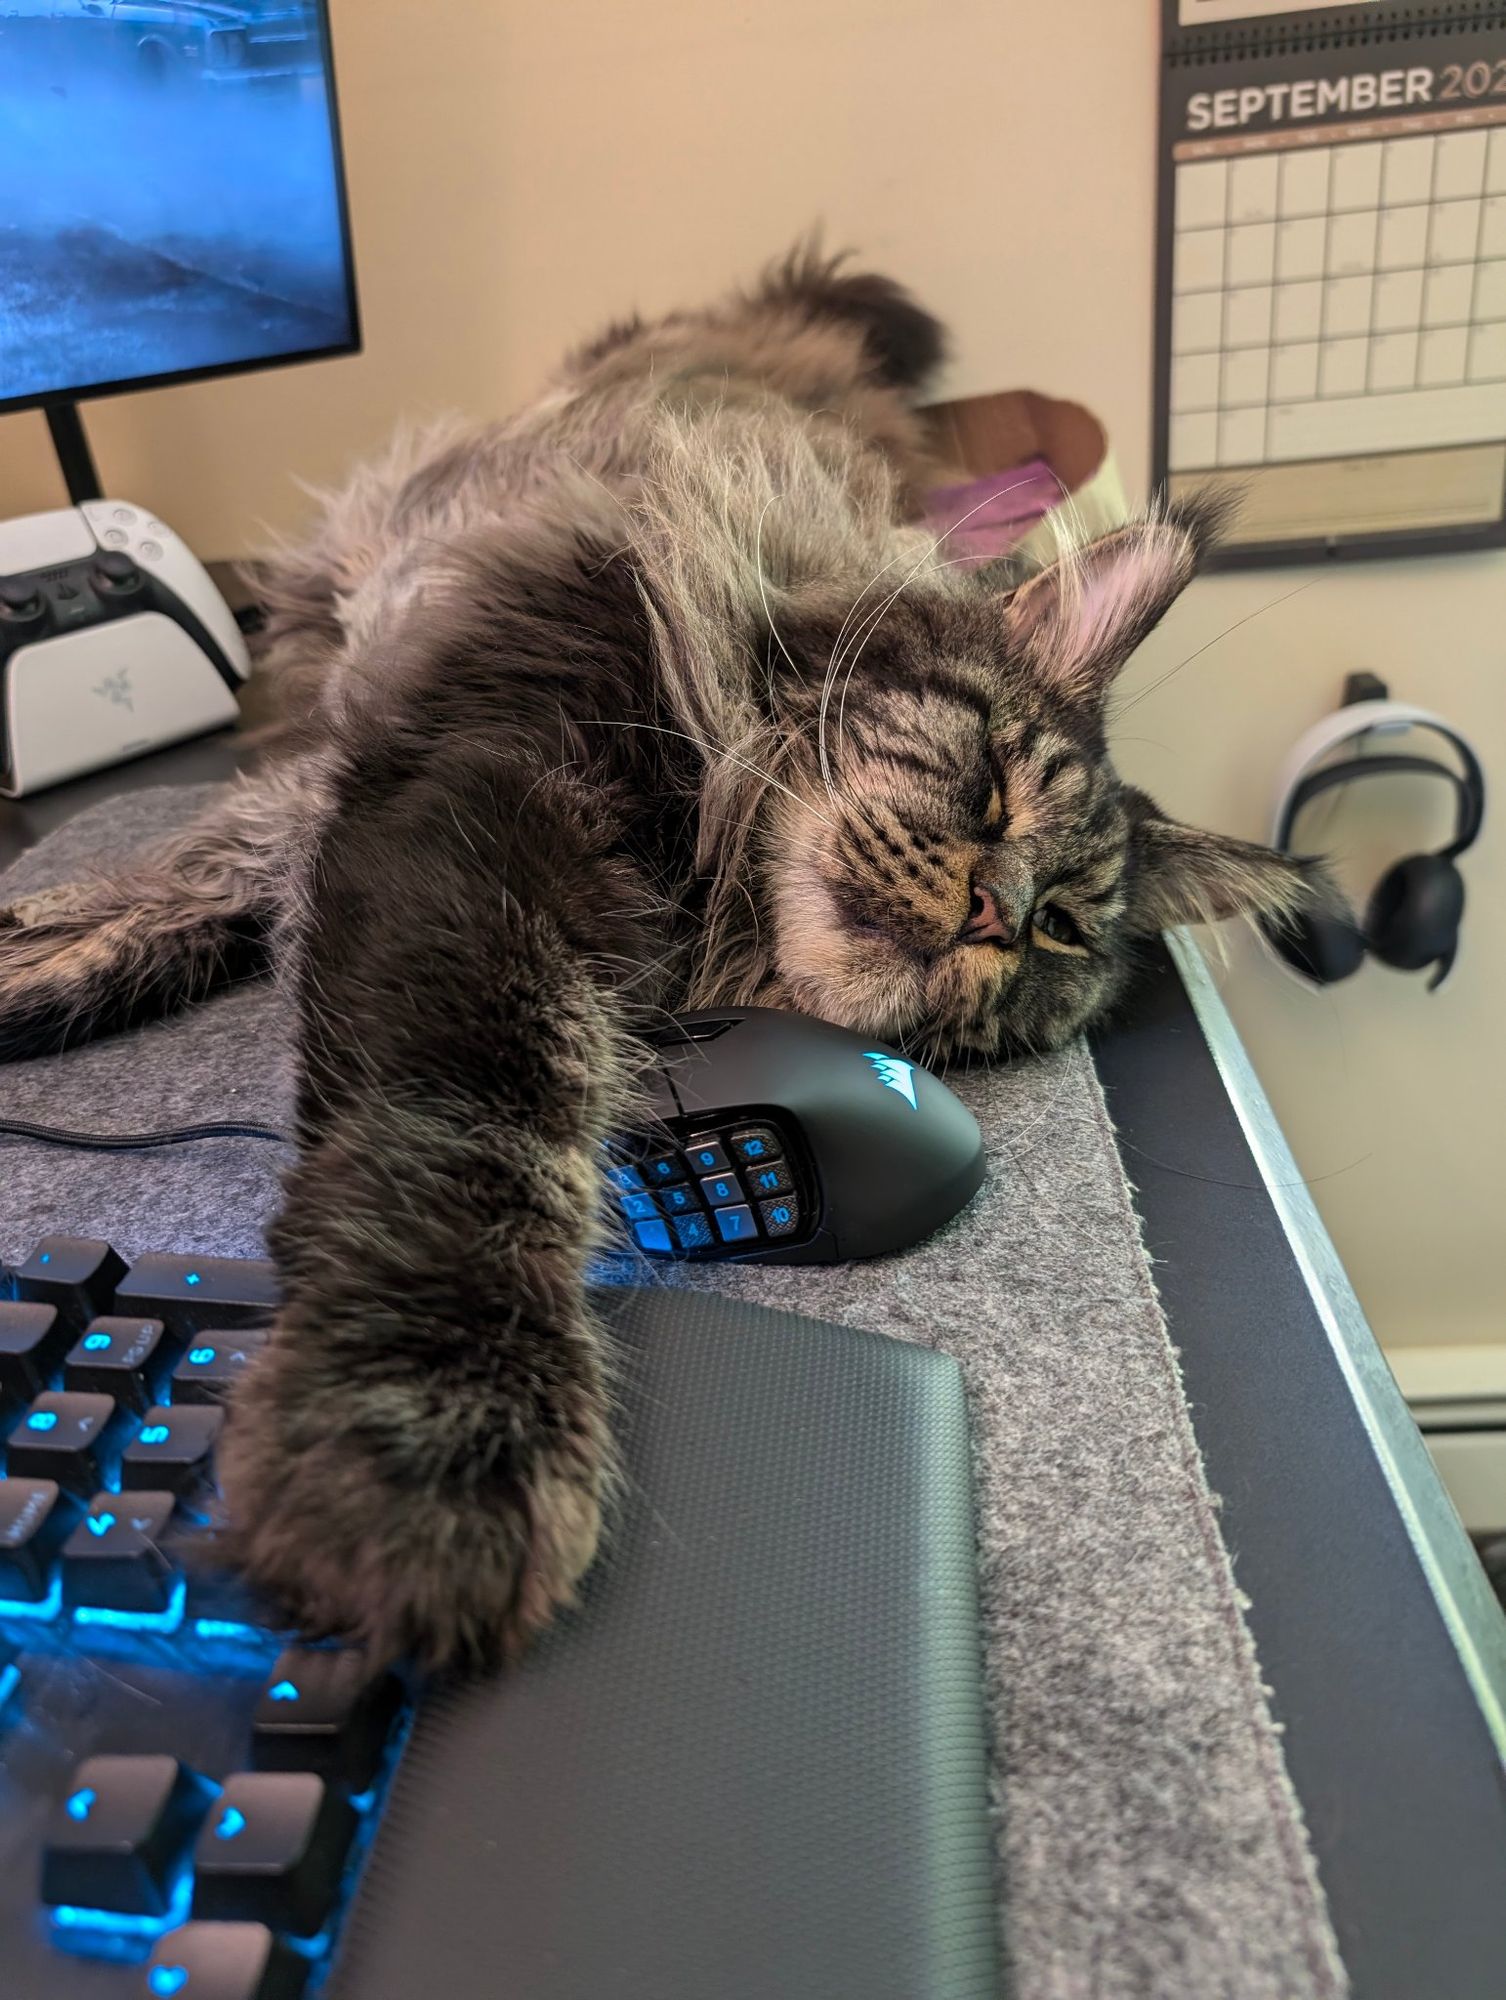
[93,669,134,711]
[863,1052,918,1109]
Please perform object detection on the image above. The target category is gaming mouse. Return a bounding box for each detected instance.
[606,1007,985,1265]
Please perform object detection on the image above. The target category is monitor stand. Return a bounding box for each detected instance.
[44,403,103,506]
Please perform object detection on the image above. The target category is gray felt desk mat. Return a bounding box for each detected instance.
[0,788,1347,2000]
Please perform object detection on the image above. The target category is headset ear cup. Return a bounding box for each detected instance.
[1262,906,1366,984]
[1365,854,1465,972]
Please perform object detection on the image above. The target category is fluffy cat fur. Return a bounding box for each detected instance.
[0,249,1333,1668]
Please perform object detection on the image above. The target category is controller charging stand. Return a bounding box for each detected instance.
[0,501,250,798]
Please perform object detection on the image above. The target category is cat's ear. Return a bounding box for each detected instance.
[1000,501,1222,703]
[1124,803,1335,934]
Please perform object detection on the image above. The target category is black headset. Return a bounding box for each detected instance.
[1264,699,1485,992]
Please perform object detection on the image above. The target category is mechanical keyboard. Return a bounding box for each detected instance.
[1,1244,1000,2000]
[1,1236,411,2000]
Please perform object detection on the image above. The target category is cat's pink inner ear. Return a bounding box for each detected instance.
[1002,521,1198,701]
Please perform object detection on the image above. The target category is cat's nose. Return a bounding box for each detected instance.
[960,878,1017,946]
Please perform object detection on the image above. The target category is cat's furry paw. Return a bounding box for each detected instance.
[217,1334,607,1671]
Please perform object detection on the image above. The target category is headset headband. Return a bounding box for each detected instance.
[1270,700,1486,860]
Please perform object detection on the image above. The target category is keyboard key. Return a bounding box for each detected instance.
[62,1491,178,1615]
[42,1753,212,1916]
[758,1194,803,1239]
[0,1477,77,1601]
[699,1173,742,1208]
[144,1923,309,2000]
[744,1159,794,1198]
[630,1217,672,1255]
[7,1392,120,1496]
[171,1332,267,1406]
[253,1647,404,1787]
[13,1237,128,1332]
[122,1405,224,1495]
[683,1137,731,1175]
[658,1183,699,1216]
[730,1126,783,1165]
[114,1255,278,1337]
[192,1772,356,1936]
[604,1162,646,1194]
[0,1300,70,1403]
[65,1317,169,1413]
[671,1212,714,1251]
[618,1191,661,1223]
[714,1204,758,1245]
[643,1152,687,1186]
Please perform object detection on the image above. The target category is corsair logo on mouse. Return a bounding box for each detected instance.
[862,1052,918,1109]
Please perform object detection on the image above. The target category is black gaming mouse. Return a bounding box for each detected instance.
[606,1007,985,1265]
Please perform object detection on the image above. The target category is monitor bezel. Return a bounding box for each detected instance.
[0,0,362,420]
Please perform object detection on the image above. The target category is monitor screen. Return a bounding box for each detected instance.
[0,2,359,414]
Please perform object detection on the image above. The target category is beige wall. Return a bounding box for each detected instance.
[2,0,1502,1351]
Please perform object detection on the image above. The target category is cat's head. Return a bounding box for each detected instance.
[764,501,1326,1059]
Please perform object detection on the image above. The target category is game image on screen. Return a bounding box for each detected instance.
[0,2,357,410]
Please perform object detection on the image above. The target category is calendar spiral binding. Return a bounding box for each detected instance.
[1167,5,1506,69]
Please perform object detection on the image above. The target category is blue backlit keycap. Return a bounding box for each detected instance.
[252,1646,403,1787]
[699,1173,741,1208]
[658,1184,699,1216]
[619,1191,660,1222]
[192,1771,357,1936]
[758,1195,802,1239]
[171,1331,267,1406]
[114,1254,277,1337]
[64,1317,169,1413]
[14,1237,128,1333]
[631,1217,673,1255]
[643,1153,687,1185]
[671,1212,715,1251]
[122,1405,224,1495]
[42,1753,212,1917]
[605,1162,646,1194]
[746,1160,794,1198]
[0,1300,70,1405]
[715,1205,758,1245]
[0,1476,77,1601]
[62,1490,178,1615]
[144,1922,309,2000]
[7,1391,121,1496]
[730,1126,782,1165]
[683,1137,730,1175]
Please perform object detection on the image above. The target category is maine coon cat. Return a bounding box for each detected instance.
[0,251,1329,1667]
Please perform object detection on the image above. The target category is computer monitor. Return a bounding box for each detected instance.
[0,2,359,420]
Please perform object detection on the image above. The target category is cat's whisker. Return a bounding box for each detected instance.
[1110,578,1317,722]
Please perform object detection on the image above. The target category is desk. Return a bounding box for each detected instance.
[4,731,1505,1999]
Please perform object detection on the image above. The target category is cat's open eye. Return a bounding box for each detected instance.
[1033,904,1085,950]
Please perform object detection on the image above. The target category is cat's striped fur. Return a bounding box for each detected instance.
[0,251,1329,1666]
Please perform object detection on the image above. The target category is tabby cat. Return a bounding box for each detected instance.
[0,251,1328,1668]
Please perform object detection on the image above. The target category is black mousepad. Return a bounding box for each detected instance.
[326,1285,1001,2000]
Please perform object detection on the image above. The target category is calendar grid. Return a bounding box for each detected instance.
[1169,113,1506,474]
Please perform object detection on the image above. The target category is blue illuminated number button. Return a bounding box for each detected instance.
[714,1205,758,1244]
[619,1191,660,1222]
[253,1644,405,1786]
[42,1754,214,1917]
[758,1195,803,1239]
[631,1217,674,1255]
[644,1153,687,1185]
[730,1126,782,1166]
[7,1391,120,1496]
[192,1771,357,1935]
[684,1138,731,1175]
[658,1184,698,1215]
[699,1174,741,1208]
[747,1161,793,1197]
[145,1922,305,2000]
[64,1316,169,1414]
[171,1329,268,1406]
[121,1404,224,1496]
[605,1162,647,1194]
[671,1212,715,1251]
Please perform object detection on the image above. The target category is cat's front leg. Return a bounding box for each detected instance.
[217,744,663,1668]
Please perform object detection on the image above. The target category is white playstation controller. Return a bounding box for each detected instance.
[0,500,251,798]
